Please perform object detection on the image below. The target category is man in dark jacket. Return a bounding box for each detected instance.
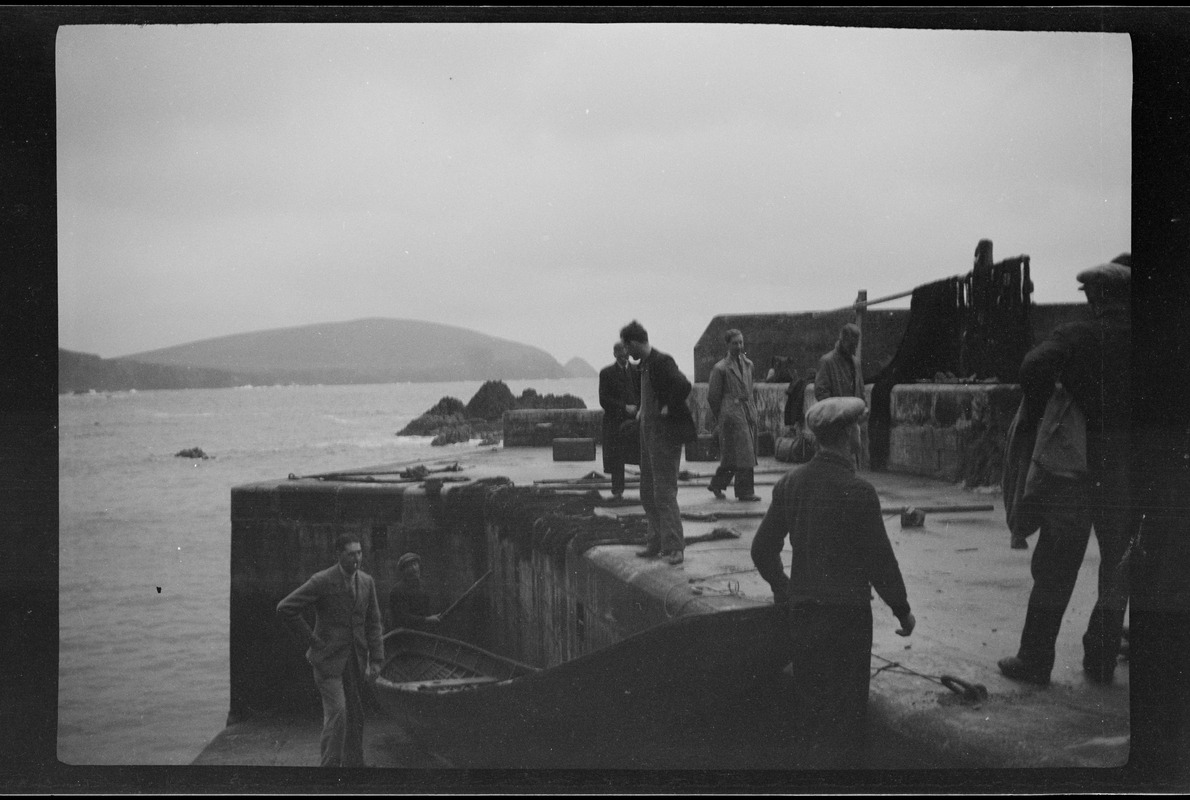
[388,552,442,632]
[277,534,385,767]
[599,341,640,499]
[751,396,915,768]
[814,322,869,468]
[620,320,697,566]
[998,253,1133,686]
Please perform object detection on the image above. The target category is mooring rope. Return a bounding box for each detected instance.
[870,652,988,702]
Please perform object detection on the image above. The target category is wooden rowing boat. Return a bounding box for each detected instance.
[372,605,795,769]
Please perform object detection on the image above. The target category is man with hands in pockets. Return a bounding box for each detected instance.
[277,534,385,767]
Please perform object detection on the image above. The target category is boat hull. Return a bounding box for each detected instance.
[373,605,796,769]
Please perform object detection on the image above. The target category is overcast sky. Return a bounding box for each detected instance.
[56,22,1131,375]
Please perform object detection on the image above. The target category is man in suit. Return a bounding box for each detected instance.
[706,328,761,501]
[814,322,869,469]
[599,341,640,499]
[620,320,698,566]
[277,534,385,767]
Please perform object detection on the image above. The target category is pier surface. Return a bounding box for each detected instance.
[196,443,1129,775]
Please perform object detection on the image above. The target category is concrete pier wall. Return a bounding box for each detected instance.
[482,488,735,669]
[692,303,1086,387]
[688,382,788,441]
[503,409,603,447]
[227,477,500,722]
[693,310,910,385]
[886,382,1022,484]
[229,478,751,723]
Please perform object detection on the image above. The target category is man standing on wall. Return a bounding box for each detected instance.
[277,534,385,767]
[620,320,698,566]
[751,396,915,768]
[998,254,1133,687]
[599,341,640,500]
[706,328,761,502]
[814,322,869,469]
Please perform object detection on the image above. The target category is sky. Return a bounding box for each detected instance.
[56,21,1132,376]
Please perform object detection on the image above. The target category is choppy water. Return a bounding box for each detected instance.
[57,378,600,765]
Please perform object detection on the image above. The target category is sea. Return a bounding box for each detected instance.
[57,378,601,766]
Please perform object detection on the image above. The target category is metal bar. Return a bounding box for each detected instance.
[813,287,916,316]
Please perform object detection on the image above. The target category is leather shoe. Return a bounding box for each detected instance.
[665,551,685,565]
[737,495,762,502]
[637,545,662,559]
[997,655,1050,686]
[707,486,726,500]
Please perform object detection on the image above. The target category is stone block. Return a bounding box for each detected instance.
[553,438,597,462]
[333,482,404,523]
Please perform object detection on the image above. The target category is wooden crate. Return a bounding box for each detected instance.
[552,438,597,462]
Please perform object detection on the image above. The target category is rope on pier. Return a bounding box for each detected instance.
[870,653,989,703]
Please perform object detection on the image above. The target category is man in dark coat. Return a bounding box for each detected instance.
[814,322,869,469]
[388,552,442,632]
[751,396,915,768]
[599,341,640,499]
[706,328,760,501]
[998,253,1133,686]
[277,534,385,767]
[621,320,697,566]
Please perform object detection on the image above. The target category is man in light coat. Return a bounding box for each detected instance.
[706,328,761,501]
[277,534,385,767]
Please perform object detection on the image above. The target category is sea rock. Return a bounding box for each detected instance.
[175,447,209,459]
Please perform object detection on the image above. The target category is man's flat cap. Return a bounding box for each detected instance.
[396,552,421,570]
[806,396,866,435]
[1077,253,1131,288]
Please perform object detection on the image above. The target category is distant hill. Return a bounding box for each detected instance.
[562,357,598,378]
[60,319,569,393]
[58,349,251,393]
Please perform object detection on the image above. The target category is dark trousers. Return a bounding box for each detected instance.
[639,432,684,554]
[786,602,873,769]
[709,466,755,498]
[1017,449,1131,677]
[608,459,627,496]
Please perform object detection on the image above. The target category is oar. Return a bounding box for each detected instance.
[439,569,492,621]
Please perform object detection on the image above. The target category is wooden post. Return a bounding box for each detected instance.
[854,289,866,365]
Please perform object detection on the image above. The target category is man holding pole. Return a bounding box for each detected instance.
[388,553,442,632]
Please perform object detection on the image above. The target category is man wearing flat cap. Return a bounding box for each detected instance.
[751,396,915,768]
[999,253,1133,687]
[389,553,443,632]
